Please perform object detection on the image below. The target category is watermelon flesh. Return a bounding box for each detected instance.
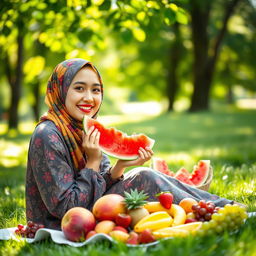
[174,167,195,186]
[151,157,175,177]
[151,157,210,187]
[189,160,210,186]
[83,116,155,160]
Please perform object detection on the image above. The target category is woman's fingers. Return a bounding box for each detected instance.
[138,147,154,160]
[93,129,101,146]
[83,126,94,142]
[85,127,100,147]
[145,147,154,156]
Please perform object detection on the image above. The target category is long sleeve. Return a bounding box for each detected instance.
[26,121,111,229]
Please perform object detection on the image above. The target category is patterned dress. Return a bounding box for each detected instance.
[26,120,233,230]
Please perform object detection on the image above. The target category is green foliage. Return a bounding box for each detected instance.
[0,0,255,125]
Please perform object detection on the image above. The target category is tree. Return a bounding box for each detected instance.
[101,1,188,108]
[0,1,26,130]
[166,22,183,111]
[188,0,242,111]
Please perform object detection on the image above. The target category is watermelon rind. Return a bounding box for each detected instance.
[83,116,155,160]
[189,160,210,186]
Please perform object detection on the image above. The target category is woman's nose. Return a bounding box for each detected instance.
[82,90,93,101]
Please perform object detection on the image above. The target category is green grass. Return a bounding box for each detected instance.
[0,106,256,255]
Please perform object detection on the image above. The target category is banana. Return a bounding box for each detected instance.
[171,221,202,232]
[144,201,167,213]
[144,202,186,226]
[134,211,173,232]
[169,204,187,226]
[153,227,189,239]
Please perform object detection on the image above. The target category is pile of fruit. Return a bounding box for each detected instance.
[60,190,247,245]
[14,190,247,244]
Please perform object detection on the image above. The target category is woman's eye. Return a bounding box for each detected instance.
[93,88,101,93]
[75,86,84,91]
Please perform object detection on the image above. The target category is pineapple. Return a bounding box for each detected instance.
[124,189,150,228]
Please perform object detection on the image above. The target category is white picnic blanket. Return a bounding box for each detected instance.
[0,212,255,247]
[0,227,158,247]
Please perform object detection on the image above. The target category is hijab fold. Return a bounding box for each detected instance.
[39,58,103,171]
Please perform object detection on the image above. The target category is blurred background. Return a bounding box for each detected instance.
[0,0,255,132]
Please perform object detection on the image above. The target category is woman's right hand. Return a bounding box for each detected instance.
[82,126,102,170]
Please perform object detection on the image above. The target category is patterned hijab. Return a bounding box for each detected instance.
[40,58,103,171]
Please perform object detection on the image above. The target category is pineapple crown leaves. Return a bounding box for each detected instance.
[123,188,149,210]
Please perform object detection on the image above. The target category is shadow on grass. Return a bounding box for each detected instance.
[0,165,26,187]
[0,133,31,143]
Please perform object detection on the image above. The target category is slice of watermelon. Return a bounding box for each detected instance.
[152,157,169,173]
[189,160,210,186]
[83,116,155,160]
[166,170,175,177]
[174,167,195,186]
[151,157,175,176]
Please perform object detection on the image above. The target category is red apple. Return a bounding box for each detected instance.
[61,207,96,242]
[115,213,132,228]
[126,231,139,245]
[92,194,126,221]
[113,226,128,233]
[138,229,156,244]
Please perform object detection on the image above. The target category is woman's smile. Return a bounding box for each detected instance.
[77,104,94,114]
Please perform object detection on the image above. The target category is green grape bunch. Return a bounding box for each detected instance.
[196,204,248,236]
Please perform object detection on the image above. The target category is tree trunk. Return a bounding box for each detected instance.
[189,0,211,112]
[32,82,40,121]
[226,83,234,104]
[189,0,241,112]
[31,39,48,122]
[7,30,24,130]
[167,23,182,112]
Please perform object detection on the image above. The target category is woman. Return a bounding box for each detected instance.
[26,58,233,230]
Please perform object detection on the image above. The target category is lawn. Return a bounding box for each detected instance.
[0,106,256,256]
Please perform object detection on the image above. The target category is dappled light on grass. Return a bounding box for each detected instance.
[120,101,163,116]
[0,184,26,228]
[236,98,256,110]
[99,113,156,127]
[0,121,36,137]
[0,140,28,167]
[209,164,256,211]
[0,239,28,256]
[19,122,37,135]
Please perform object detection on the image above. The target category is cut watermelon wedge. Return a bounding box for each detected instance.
[174,167,195,186]
[151,157,175,177]
[189,160,210,186]
[83,116,155,160]
[151,158,211,188]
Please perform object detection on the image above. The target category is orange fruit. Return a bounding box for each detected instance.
[179,198,198,213]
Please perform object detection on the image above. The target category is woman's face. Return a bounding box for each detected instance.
[65,66,102,121]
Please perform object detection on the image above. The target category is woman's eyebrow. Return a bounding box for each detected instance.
[73,81,101,86]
